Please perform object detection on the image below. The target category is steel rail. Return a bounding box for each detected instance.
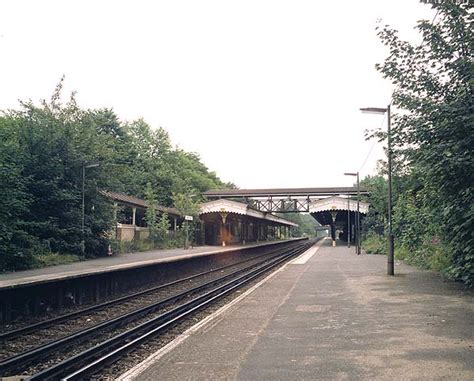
[0,240,310,375]
[31,240,315,380]
[1,240,303,341]
[1,241,302,373]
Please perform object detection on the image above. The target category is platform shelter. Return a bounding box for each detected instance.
[102,191,182,242]
[199,199,298,246]
[309,196,369,245]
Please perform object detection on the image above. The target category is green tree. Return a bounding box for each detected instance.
[144,182,159,244]
[2,79,115,261]
[0,116,41,270]
[156,213,171,246]
[173,192,201,246]
[374,1,473,284]
[0,79,230,270]
[276,213,318,237]
[360,175,388,236]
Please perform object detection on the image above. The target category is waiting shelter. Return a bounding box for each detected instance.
[101,191,182,242]
[199,199,298,246]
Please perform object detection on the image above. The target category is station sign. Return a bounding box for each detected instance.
[185,215,193,221]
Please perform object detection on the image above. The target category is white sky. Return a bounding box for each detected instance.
[0,0,435,189]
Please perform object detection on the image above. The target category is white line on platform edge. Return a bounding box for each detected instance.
[290,239,324,264]
[116,240,323,381]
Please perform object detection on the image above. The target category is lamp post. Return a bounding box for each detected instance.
[82,162,100,255]
[183,193,197,250]
[360,105,394,275]
[347,195,350,248]
[344,172,360,254]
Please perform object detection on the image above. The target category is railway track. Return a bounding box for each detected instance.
[1,241,303,342]
[0,239,315,379]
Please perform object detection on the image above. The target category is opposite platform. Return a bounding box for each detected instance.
[121,238,474,380]
[0,239,300,290]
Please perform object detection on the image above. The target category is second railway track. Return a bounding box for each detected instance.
[0,239,316,379]
[1,241,300,343]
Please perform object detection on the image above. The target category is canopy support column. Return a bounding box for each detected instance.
[219,212,228,247]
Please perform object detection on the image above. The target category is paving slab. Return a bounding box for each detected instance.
[126,238,474,381]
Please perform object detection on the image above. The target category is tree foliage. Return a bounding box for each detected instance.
[368,1,473,285]
[144,182,159,243]
[0,79,227,271]
[172,192,202,246]
[277,213,319,237]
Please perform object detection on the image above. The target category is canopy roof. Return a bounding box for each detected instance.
[101,190,182,217]
[200,199,298,227]
[309,196,369,214]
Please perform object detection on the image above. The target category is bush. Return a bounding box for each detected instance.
[0,232,46,272]
[395,239,452,274]
[0,250,39,272]
[0,248,82,273]
[362,233,387,255]
[394,244,411,261]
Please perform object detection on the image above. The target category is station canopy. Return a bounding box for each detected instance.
[309,196,369,214]
[200,199,298,227]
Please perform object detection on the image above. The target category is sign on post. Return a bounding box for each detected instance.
[185,215,193,221]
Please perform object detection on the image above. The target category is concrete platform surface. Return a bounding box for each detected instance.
[0,240,297,289]
[122,239,474,381]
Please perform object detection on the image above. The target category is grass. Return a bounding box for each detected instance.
[34,252,83,267]
[362,233,387,255]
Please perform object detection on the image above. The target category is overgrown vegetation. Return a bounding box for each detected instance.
[277,213,319,237]
[362,1,473,286]
[0,79,230,271]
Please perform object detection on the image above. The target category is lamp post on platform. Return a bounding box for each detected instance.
[184,215,193,249]
[347,196,350,248]
[82,162,100,255]
[183,193,197,249]
[360,105,394,276]
[344,172,360,255]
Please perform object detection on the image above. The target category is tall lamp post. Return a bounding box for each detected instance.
[183,193,197,250]
[82,162,100,255]
[344,172,360,254]
[360,105,394,276]
[346,195,350,248]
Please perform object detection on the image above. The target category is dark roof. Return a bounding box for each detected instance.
[101,190,182,216]
[203,187,368,198]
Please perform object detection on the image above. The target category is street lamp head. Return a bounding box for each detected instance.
[360,107,387,115]
[344,172,357,177]
[85,163,100,169]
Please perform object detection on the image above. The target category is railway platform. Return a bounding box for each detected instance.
[0,239,300,290]
[120,238,474,380]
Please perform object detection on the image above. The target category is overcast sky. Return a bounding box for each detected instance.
[0,1,435,189]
